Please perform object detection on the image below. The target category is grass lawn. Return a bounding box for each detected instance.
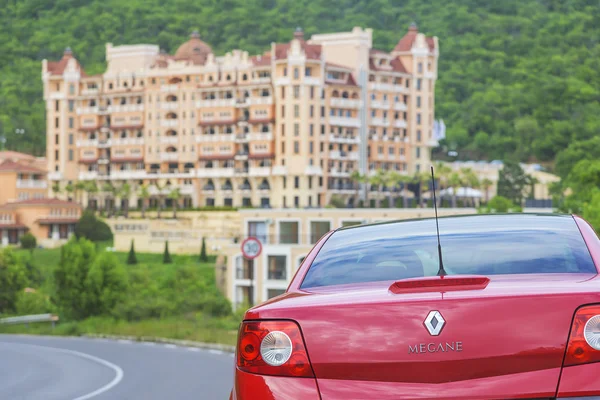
[5,240,240,347]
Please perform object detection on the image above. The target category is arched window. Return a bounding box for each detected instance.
[259,179,270,190]
[342,91,349,99]
[120,131,127,138]
[169,77,182,84]
[166,146,177,153]
[166,130,177,136]
[242,74,248,81]
[261,125,269,133]
[222,179,233,190]
[331,90,340,98]
[166,95,177,102]
[166,112,177,119]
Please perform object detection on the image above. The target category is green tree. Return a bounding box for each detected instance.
[85,181,99,210]
[199,237,208,262]
[53,237,97,319]
[85,252,128,316]
[368,170,386,208]
[447,172,462,208]
[485,196,514,213]
[481,178,494,203]
[75,181,86,204]
[349,170,366,206]
[163,241,172,264]
[168,187,181,219]
[118,183,131,217]
[138,184,150,218]
[64,182,75,201]
[74,210,113,242]
[127,240,137,265]
[497,160,530,206]
[15,290,54,315]
[20,232,37,251]
[0,248,28,313]
[51,182,61,199]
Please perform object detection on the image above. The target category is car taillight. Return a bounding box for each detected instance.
[564,305,600,366]
[237,320,314,378]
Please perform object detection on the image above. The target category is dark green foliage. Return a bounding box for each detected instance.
[127,240,137,265]
[1,0,599,181]
[20,232,37,250]
[497,160,531,206]
[15,290,54,315]
[199,238,208,262]
[163,241,172,264]
[74,211,113,242]
[0,248,28,313]
[85,252,128,316]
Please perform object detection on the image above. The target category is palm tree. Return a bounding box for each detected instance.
[85,181,99,210]
[384,170,402,208]
[448,172,462,208]
[154,181,166,219]
[138,184,150,218]
[168,188,181,219]
[349,170,365,207]
[415,172,430,208]
[119,183,131,217]
[460,168,480,207]
[101,182,116,216]
[433,162,452,207]
[64,182,74,201]
[397,174,412,208]
[368,169,386,208]
[74,181,86,204]
[481,178,493,204]
[51,182,61,199]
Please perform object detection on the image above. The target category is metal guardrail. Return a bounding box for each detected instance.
[0,314,59,328]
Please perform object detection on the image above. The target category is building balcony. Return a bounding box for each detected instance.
[234,151,249,160]
[48,172,63,181]
[236,98,251,107]
[330,98,362,109]
[197,168,235,178]
[180,184,195,196]
[112,138,145,146]
[393,120,407,129]
[248,167,271,177]
[98,139,112,148]
[304,166,323,175]
[370,117,389,127]
[255,77,272,84]
[274,77,291,86]
[160,153,179,161]
[249,132,273,141]
[329,134,360,144]
[16,179,47,189]
[81,88,99,96]
[161,120,178,128]
[235,134,249,143]
[370,100,390,109]
[248,97,273,106]
[369,82,408,93]
[272,166,287,175]
[329,116,361,128]
[329,169,351,177]
[108,104,144,113]
[110,170,147,180]
[328,183,358,193]
[426,138,439,147]
[77,139,99,148]
[394,102,408,111]
[195,99,236,108]
[160,84,179,92]
[78,171,98,180]
[160,136,179,144]
[161,103,179,110]
[330,150,359,160]
[196,134,233,143]
[77,106,99,115]
[304,77,321,86]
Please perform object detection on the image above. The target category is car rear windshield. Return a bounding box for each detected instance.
[301,215,597,289]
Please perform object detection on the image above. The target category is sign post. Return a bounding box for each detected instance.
[241,237,262,306]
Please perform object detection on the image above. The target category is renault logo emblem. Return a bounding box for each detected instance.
[424,310,445,336]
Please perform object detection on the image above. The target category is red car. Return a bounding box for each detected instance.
[231,214,600,399]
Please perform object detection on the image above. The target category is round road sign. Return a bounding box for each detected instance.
[241,237,262,260]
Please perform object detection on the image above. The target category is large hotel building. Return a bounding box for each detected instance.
[42,25,438,209]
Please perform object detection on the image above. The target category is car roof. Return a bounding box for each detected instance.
[336,213,576,237]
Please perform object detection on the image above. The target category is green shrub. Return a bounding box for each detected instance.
[20,232,37,250]
[15,290,54,315]
[0,248,28,313]
[75,211,113,242]
[487,196,514,213]
[199,238,208,262]
[163,241,172,264]
[127,240,137,265]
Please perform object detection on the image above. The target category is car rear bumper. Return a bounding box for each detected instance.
[557,362,600,398]
[231,368,320,400]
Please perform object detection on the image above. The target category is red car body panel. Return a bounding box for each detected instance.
[233,215,600,399]
[231,369,320,400]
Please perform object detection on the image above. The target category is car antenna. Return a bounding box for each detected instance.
[430,165,447,277]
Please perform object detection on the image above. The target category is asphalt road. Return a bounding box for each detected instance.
[0,334,233,400]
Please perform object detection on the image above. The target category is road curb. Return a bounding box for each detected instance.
[82,333,236,353]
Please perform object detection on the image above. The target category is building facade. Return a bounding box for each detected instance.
[0,151,48,205]
[42,25,439,209]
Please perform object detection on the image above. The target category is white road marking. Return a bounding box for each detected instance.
[208,349,223,355]
[187,347,200,352]
[142,341,156,346]
[4,342,124,400]
[164,344,177,349]
[117,339,132,344]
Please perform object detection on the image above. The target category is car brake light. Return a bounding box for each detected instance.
[237,320,314,378]
[564,305,600,366]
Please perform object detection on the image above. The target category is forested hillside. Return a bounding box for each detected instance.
[1,0,599,176]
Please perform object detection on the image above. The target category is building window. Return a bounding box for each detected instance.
[310,87,314,99]
[55,150,59,161]
[417,113,422,125]
[68,149,73,161]
[224,198,233,207]
[294,124,299,136]
[417,96,421,108]
[294,105,299,118]
[310,221,331,243]
[416,147,421,159]
[55,101,59,111]
[305,67,312,77]
[283,67,287,77]
[294,141,299,154]
[418,62,423,73]
[294,196,299,207]
[321,125,325,135]
[279,221,299,244]
[55,135,59,145]
[267,289,285,299]
[267,255,287,280]
[68,134,73,145]
[309,105,314,117]
[294,68,299,79]
[309,124,314,136]
[281,142,285,153]
[55,117,59,128]
[69,84,75,95]
[417,79,422,90]
[294,176,300,188]
[281,124,285,136]
[320,107,325,117]
[281,105,285,117]
[68,100,74,112]
[248,221,267,243]
[68,117,74,128]
[417,130,422,142]
[294,86,300,99]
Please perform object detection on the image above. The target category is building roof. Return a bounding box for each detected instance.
[0,150,36,162]
[173,31,213,65]
[46,48,87,76]
[274,29,322,61]
[0,159,46,174]
[325,62,353,71]
[6,198,81,207]
[369,57,408,73]
[250,54,272,67]
[36,218,80,225]
[393,23,436,52]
